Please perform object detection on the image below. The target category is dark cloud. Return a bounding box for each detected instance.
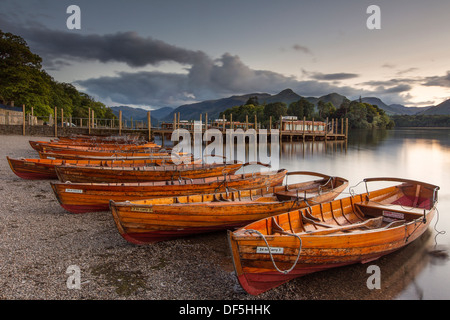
[22,29,208,68]
[78,53,358,107]
[373,84,412,94]
[423,71,450,87]
[292,44,312,55]
[302,69,359,81]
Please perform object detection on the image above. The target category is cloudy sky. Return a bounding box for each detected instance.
[1,0,450,110]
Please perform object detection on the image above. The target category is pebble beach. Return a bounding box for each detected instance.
[0,134,432,302]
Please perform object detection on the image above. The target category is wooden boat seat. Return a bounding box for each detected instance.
[303,216,384,235]
[275,190,317,202]
[355,201,426,222]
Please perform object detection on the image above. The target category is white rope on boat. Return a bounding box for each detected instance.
[244,228,302,275]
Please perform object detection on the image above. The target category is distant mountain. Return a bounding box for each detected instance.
[111,91,450,125]
[306,92,347,109]
[359,97,431,115]
[110,106,174,126]
[417,98,450,115]
[164,89,302,121]
[150,106,175,119]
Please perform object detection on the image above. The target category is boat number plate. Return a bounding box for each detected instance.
[256,247,284,254]
[131,207,153,213]
[65,189,83,194]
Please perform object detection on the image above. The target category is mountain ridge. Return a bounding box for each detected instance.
[113,89,449,122]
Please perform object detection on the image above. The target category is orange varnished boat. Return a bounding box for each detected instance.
[6,156,170,180]
[38,151,186,162]
[228,177,440,295]
[35,143,161,154]
[29,140,158,152]
[36,147,170,158]
[51,168,288,213]
[55,161,243,183]
[109,172,348,244]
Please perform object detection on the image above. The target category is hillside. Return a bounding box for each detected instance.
[110,105,174,126]
[163,89,304,121]
[417,99,450,115]
[114,91,450,123]
[164,90,441,121]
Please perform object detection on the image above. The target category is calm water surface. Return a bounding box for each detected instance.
[279,128,450,300]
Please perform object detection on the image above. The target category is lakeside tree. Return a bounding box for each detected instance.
[287,98,315,119]
[219,96,395,129]
[0,30,116,120]
[391,115,450,127]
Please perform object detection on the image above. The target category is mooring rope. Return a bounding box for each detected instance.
[244,228,302,274]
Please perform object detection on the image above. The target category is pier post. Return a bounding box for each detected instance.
[302,116,306,142]
[345,118,348,139]
[312,118,315,141]
[147,111,151,142]
[279,115,283,143]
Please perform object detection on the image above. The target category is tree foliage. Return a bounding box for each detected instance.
[0,30,116,119]
[219,95,394,129]
[391,115,450,127]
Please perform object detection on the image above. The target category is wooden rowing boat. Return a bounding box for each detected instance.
[109,172,348,244]
[35,144,161,155]
[55,161,243,183]
[38,151,184,161]
[228,177,440,295]
[29,140,158,152]
[6,156,170,180]
[51,168,288,214]
[36,147,169,158]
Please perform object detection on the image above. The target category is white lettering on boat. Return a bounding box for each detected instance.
[65,188,83,194]
[256,247,284,254]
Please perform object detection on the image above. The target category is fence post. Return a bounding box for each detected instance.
[22,104,25,136]
[119,110,122,135]
[54,107,57,137]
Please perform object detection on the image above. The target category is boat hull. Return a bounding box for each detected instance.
[228,179,439,295]
[51,170,287,213]
[55,162,243,183]
[7,157,171,180]
[109,174,348,244]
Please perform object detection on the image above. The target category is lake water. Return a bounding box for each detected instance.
[280,128,450,300]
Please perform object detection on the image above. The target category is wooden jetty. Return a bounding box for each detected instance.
[152,113,348,146]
